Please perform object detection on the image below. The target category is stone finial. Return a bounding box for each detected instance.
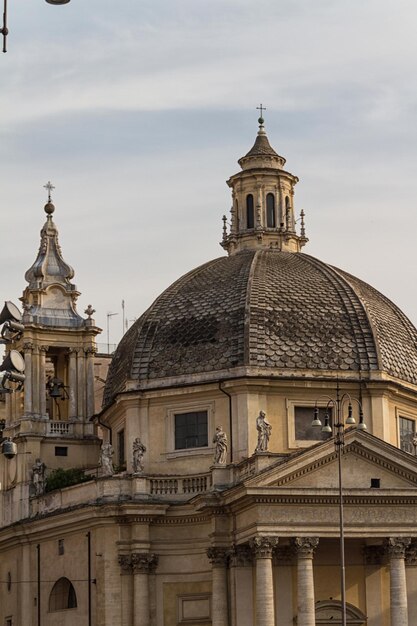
[85,304,96,318]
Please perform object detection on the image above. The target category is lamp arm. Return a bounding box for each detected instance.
[1,0,8,53]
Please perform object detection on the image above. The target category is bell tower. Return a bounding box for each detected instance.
[2,187,102,492]
[221,112,308,255]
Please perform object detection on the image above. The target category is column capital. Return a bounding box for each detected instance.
[131,552,158,574]
[39,345,49,353]
[363,544,385,566]
[250,536,279,559]
[406,542,417,566]
[118,554,132,574]
[294,537,319,558]
[84,346,97,355]
[230,544,253,567]
[23,341,34,352]
[386,537,411,559]
[207,546,230,567]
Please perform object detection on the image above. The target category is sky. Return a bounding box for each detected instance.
[1,0,417,349]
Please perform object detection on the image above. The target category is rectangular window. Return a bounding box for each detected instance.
[117,430,126,466]
[58,539,64,555]
[55,447,68,457]
[295,406,333,441]
[399,416,415,454]
[5,618,12,626]
[175,411,208,450]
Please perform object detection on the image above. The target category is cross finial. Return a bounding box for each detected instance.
[43,181,55,203]
[256,104,266,120]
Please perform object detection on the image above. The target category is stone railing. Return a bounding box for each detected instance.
[29,471,213,518]
[150,473,210,496]
[47,421,73,436]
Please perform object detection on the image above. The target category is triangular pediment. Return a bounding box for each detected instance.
[246,431,417,491]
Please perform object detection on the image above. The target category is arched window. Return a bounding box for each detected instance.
[315,600,366,624]
[266,193,276,227]
[246,194,254,229]
[49,577,77,612]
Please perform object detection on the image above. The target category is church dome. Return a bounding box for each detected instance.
[103,119,417,407]
[103,249,417,407]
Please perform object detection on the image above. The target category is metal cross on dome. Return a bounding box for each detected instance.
[44,181,55,203]
[256,103,267,119]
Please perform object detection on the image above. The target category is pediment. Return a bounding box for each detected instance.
[246,431,417,491]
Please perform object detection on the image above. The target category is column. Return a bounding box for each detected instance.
[32,346,40,416]
[85,347,96,418]
[23,342,33,415]
[250,536,279,626]
[387,537,411,626]
[39,346,48,418]
[67,348,78,419]
[279,185,285,229]
[77,348,86,419]
[131,553,158,626]
[256,183,263,229]
[207,547,230,626]
[294,537,319,626]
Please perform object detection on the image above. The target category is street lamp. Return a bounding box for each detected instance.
[1,0,70,53]
[311,384,367,626]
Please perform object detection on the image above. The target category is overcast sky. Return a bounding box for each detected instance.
[1,0,417,348]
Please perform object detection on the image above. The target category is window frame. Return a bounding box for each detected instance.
[266,193,276,228]
[165,402,215,459]
[48,577,78,613]
[397,411,416,455]
[287,399,333,449]
[246,194,255,229]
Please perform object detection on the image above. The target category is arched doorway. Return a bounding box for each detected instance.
[315,600,367,624]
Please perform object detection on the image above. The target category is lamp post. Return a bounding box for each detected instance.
[311,384,367,626]
[1,0,70,53]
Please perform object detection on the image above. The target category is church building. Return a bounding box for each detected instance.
[0,118,417,626]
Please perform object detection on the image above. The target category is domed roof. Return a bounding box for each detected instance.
[103,250,417,406]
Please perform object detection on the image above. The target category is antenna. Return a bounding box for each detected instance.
[106,312,118,355]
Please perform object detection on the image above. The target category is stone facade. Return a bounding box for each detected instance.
[0,124,417,626]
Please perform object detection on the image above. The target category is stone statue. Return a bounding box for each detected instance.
[255,410,272,452]
[213,425,228,464]
[99,442,114,476]
[132,437,146,474]
[32,458,46,496]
